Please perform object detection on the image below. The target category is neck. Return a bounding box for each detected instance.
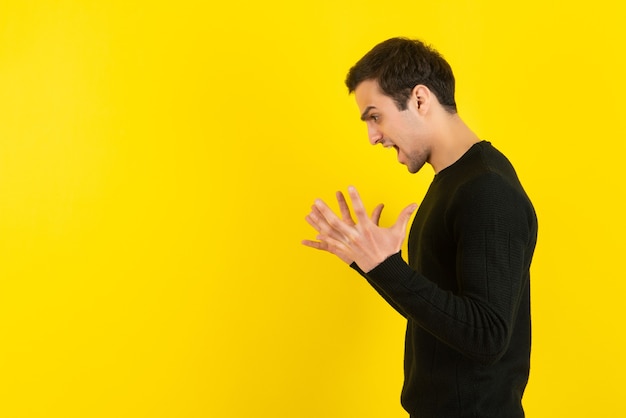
[429,113,480,174]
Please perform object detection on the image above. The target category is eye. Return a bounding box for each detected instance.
[370,114,380,122]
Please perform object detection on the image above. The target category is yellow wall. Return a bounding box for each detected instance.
[1,1,624,417]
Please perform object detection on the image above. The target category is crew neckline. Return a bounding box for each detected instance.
[434,140,489,180]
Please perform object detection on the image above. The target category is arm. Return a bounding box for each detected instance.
[364,175,535,364]
[302,182,535,364]
[350,261,409,319]
[303,187,416,318]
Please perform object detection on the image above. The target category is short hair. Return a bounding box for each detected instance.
[345,37,457,113]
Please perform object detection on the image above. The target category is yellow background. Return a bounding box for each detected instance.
[1,1,624,417]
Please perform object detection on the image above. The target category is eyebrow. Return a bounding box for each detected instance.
[360,106,376,121]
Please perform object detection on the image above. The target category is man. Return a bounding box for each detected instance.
[302,38,538,418]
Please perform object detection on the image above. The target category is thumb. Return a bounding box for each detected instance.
[392,203,418,233]
[370,203,384,226]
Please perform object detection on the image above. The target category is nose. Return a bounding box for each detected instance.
[367,123,383,145]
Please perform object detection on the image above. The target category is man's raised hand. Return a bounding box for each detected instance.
[302,186,417,272]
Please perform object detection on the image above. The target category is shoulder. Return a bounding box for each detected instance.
[437,142,537,241]
[449,142,527,202]
[449,170,536,240]
[434,141,535,219]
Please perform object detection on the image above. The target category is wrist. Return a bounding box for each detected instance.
[362,251,402,274]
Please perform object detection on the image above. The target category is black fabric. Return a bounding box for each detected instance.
[352,141,537,418]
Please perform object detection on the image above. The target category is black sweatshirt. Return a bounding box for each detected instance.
[353,141,538,418]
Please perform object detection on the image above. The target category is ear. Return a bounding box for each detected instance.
[411,84,432,114]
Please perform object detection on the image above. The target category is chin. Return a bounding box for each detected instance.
[405,152,428,174]
[407,161,426,174]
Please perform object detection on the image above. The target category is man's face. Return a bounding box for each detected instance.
[354,79,430,173]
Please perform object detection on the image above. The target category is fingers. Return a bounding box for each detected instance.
[336,191,355,226]
[392,203,418,233]
[305,205,324,232]
[370,203,384,226]
[304,189,416,269]
[306,205,348,245]
[302,236,354,265]
[302,239,332,253]
[307,198,356,249]
[301,239,323,250]
[346,186,369,224]
[302,236,343,256]
[313,198,358,240]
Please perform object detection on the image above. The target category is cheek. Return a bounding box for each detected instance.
[397,129,417,150]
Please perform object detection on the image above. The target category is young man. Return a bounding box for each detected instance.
[302,38,538,418]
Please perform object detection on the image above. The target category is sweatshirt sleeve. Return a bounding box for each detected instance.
[350,262,408,319]
[362,173,537,365]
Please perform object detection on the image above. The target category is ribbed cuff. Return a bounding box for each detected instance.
[365,251,415,289]
[350,261,364,275]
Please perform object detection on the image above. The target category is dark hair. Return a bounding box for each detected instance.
[345,37,457,113]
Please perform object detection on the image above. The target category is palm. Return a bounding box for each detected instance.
[303,187,417,272]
